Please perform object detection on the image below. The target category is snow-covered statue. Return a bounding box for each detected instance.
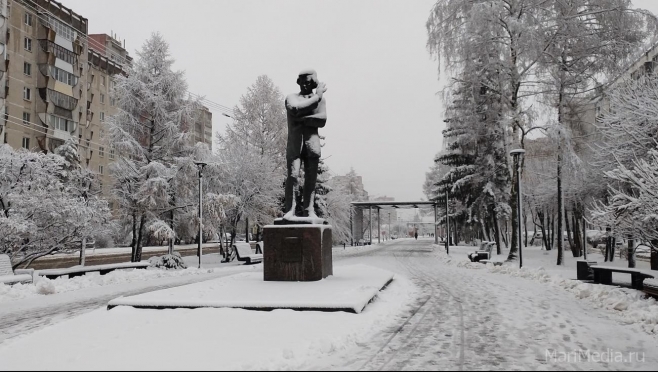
[282,69,328,221]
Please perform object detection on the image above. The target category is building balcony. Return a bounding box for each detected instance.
[39,88,78,111]
[39,40,78,65]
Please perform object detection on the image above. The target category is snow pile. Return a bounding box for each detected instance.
[148,252,188,270]
[0,266,250,303]
[35,277,56,295]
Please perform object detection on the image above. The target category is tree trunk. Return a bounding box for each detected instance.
[651,240,658,271]
[168,194,175,255]
[539,210,549,250]
[130,211,138,261]
[565,210,577,257]
[627,236,636,269]
[492,207,502,255]
[572,211,582,258]
[134,214,146,262]
[557,148,564,265]
[524,210,528,248]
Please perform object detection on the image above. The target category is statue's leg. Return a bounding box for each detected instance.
[302,131,321,217]
[284,157,301,218]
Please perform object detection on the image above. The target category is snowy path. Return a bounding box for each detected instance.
[309,239,658,371]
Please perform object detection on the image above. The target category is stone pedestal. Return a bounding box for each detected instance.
[263,224,333,282]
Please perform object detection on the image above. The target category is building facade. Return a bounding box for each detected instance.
[3,0,88,155]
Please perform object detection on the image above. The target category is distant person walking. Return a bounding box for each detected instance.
[414,232,418,240]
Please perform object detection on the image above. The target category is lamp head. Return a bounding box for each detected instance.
[510,149,526,157]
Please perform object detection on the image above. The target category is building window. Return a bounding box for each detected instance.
[50,66,78,86]
[24,13,33,26]
[49,115,75,132]
[23,87,31,101]
[101,76,106,86]
[99,146,105,158]
[110,97,116,107]
[23,62,31,76]
[22,112,30,126]
[99,165,104,175]
[100,112,105,122]
[44,15,76,42]
[22,138,30,149]
[109,146,115,160]
[24,38,32,52]
[100,94,105,104]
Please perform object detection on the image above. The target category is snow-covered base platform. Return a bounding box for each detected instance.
[107,264,394,314]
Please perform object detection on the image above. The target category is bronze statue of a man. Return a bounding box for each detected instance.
[283,69,328,221]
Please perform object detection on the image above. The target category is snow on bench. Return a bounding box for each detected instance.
[37,262,152,280]
[0,254,34,285]
[234,243,263,265]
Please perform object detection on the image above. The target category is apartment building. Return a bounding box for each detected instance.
[85,32,131,195]
[191,105,212,150]
[581,43,658,142]
[2,0,88,155]
[1,0,212,203]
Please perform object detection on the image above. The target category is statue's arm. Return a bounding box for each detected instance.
[286,94,321,117]
[303,100,327,128]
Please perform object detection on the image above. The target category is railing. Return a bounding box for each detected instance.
[39,88,78,111]
[38,39,77,65]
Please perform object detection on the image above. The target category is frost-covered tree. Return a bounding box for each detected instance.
[217,75,288,172]
[215,136,282,244]
[0,142,110,269]
[592,75,658,270]
[427,0,656,264]
[108,33,200,262]
[216,75,287,240]
[591,151,658,270]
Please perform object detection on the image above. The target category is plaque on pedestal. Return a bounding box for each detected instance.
[263,224,333,282]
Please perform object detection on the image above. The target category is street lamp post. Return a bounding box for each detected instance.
[510,149,526,269]
[194,161,207,269]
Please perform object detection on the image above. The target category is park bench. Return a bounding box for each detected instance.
[469,241,495,263]
[576,260,598,281]
[36,262,152,280]
[255,241,264,254]
[234,242,263,265]
[0,254,34,285]
[590,266,655,290]
[644,280,658,298]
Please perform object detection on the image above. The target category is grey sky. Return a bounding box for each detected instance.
[62,0,658,205]
[63,0,444,203]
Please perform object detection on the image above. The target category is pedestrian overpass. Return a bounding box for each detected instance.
[350,201,442,245]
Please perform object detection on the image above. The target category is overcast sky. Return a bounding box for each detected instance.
[62,0,658,205]
[62,0,444,203]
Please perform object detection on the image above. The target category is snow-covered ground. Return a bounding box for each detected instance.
[0,254,250,304]
[1,239,657,370]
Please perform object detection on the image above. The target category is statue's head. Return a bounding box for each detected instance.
[297,69,318,94]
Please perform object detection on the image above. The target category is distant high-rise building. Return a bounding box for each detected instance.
[191,105,213,150]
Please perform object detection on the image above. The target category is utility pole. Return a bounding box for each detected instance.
[194,162,207,269]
